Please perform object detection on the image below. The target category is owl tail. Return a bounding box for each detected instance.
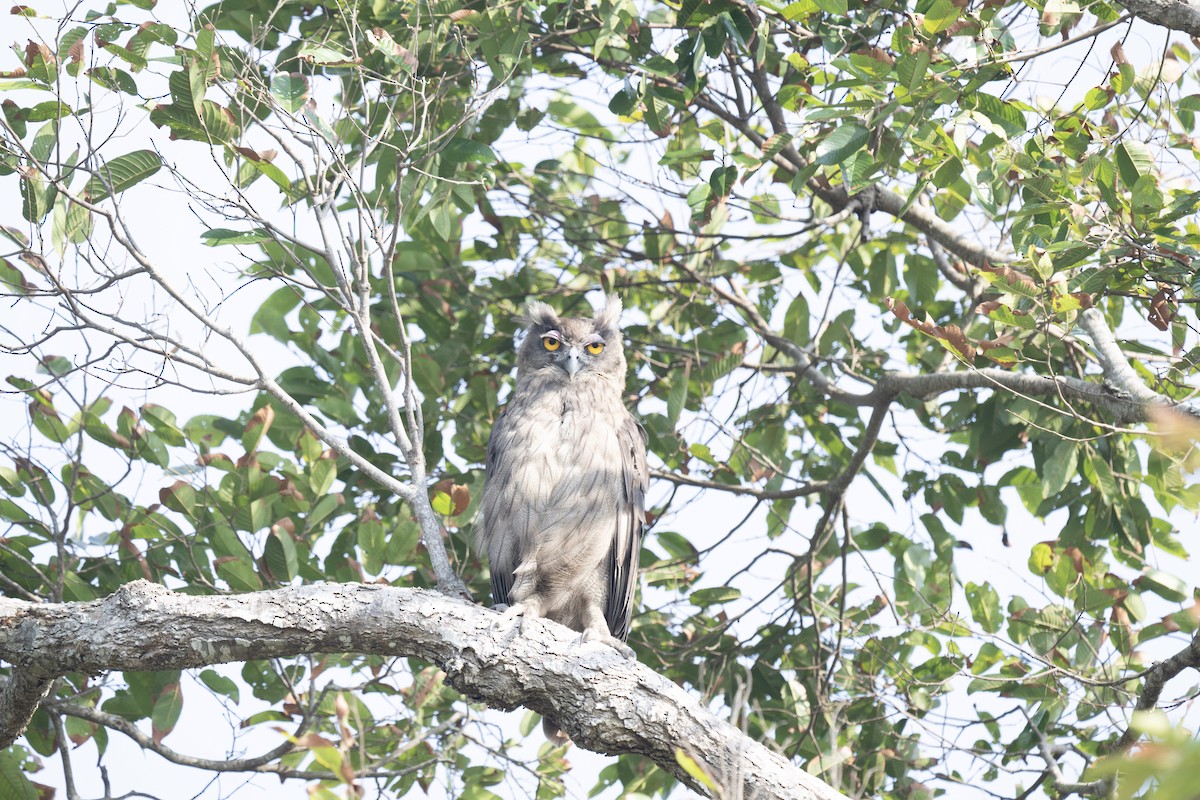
[542,716,571,746]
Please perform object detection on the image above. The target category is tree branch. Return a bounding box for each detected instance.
[1114,0,1200,34]
[0,581,848,800]
[1112,629,1200,752]
[0,670,55,753]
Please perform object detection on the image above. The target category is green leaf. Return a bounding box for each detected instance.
[188,57,209,118]
[298,44,360,67]
[1140,569,1188,602]
[359,518,386,575]
[675,750,719,792]
[20,171,55,223]
[264,528,299,582]
[215,555,262,591]
[270,73,310,114]
[782,293,810,346]
[896,50,930,92]
[431,491,453,516]
[1028,542,1054,574]
[609,83,638,116]
[250,287,301,341]
[666,375,688,430]
[199,669,240,703]
[1111,62,1136,94]
[1083,451,1118,503]
[151,682,183,743]
[0,258,29,295]
[0,749,37,800]
[657,530,698,562]
[30,120,57,164]
[1084,86,1110,110]
[82,150,164,202]
[969,94,1027,138]
[159,481,196,516]
[1115,140,1155,186]
[1131,174,1163,212]
[814,0,848,14]
[1042,440,1077,497]
[202,228,273,247]
[442,139,498,166]
[965,581,1001,633]
[150,99,239,143]
[922,0,961,33]
[691,586,741,607]
[815,123,869,166]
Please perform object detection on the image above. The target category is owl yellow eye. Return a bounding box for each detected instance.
[586,342,604,355]
[542,336,561,352]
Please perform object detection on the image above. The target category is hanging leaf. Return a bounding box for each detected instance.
[815,122,869,165]
[82,150,163,201]
[269,73,309,114]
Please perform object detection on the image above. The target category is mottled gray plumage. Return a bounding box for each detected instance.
[478,295,647,743]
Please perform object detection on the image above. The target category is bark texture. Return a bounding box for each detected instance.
[1116,0,1200,35]
[0,581,847,800]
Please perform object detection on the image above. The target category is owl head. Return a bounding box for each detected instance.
[516,295,626,385]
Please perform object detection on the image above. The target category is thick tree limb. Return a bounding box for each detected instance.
[0,581,848,800]
[0,670,54,752]
[1115,0,1200,34]
[1112,629,1200,752]
[1077,308,1167,408]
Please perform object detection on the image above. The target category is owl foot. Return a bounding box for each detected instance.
[579,627,636,660]
[498,602,529,635]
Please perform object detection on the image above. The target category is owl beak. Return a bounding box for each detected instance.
[565,347,583,378]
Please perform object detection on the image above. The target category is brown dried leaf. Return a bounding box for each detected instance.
[294,732,337,749]
[24,41,52,67]
[858,46,894,67]
[1147,287,1176,331]
[335,692,354,748]
[450,482,470,516]
[197,452,233,468]
[886,297,976,362]
[233,146,277,163]
[244,403,274,446]
[979,264,1038,291]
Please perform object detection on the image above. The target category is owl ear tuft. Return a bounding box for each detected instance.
[523,300,560,330]
[593,294,623,333]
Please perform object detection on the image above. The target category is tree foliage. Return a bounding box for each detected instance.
[1,0,1200,797]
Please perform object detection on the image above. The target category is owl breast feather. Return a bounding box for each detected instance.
[486,376,627,585]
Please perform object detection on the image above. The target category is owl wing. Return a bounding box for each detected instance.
[481,405,518,608]
[605,412,648,642]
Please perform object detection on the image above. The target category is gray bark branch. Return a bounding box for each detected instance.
[0,581,848,800]
[1116,0,1200,35]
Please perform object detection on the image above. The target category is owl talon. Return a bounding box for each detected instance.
[493,602,528,642]
[579,628,636,660]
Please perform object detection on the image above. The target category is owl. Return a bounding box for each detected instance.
[478,295,647,742]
